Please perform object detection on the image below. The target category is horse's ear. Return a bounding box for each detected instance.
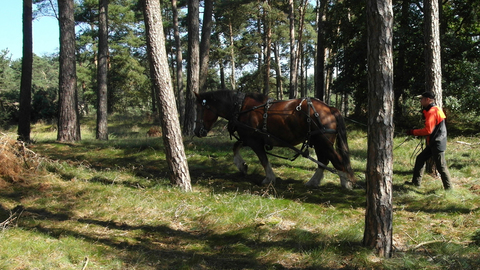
[194,92,200,100]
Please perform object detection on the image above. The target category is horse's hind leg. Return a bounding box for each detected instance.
[314,140,353,189]
[233,141,248,175]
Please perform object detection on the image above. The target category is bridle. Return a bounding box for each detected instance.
[195,99,217,137]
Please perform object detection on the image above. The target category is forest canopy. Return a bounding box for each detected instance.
[0,0,479,133]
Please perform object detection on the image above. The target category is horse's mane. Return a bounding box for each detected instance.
[201,90,269,104]
[246,92,269,103]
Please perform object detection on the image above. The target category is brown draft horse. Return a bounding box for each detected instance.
[194,90,355,189]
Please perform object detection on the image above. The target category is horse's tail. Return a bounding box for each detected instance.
[331,108,355,184]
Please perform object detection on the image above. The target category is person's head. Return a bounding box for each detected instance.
[416,92,435,107]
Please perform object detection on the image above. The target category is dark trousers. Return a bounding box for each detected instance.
[412,146,452,189]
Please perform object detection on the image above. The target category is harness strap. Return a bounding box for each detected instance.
[262,98,274,132]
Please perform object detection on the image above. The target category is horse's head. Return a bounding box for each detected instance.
[194,92,219,137]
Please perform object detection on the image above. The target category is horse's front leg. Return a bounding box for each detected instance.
[305,168,324,187]
[250,143,276,185]
[305,142,328,187]
[233,141,248,175]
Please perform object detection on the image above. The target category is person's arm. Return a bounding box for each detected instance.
[412,109,436,136]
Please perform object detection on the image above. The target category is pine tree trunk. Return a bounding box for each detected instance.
[424,0,442,174]
[424,0,443,108]
[58,0,81,142]
[315,0,326,101]
[96,0,108,140]
[172,0,185,124]
[364,0,394,258]
[143,0,192,191]
[183,0,200,136]
[199,0,213,93]
[18,0,33,142]
[264,1,271,96]
[288,0,298,99]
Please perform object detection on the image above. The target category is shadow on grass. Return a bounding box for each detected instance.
[34,136,366,210]
[16,205,363,270]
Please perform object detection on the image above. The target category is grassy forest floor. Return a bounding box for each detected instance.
[0,116,479,269]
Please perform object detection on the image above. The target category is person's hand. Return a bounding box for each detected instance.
[406,129,414,136]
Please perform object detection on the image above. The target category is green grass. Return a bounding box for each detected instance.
[0,116,479,269]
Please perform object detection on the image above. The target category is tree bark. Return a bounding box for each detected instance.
[228,20,236,90]
[288,0,298,99]
[96,0,108,140]
[172,0,185,124]
[263,0,271,96]
[273,43,283,100]
[143,0,192,191]
[315,0,326,101]
[58,0,81,142]
[199,0,214,93]
[183,0,200,136]
[424,0,442,174]
[424,0,442,108]
[18,0,33,142]
[364,0,394,258]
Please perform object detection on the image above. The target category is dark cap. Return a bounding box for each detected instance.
[416,91,435,99]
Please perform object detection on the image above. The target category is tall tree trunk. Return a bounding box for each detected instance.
[18,0,33,142]
[263,0,271,96]
[424,0,443,108]
[424,0,443,174]
[172,0,184,124]
[296,0,307,97]
[199,0,214,93]
[143,0,192,192]
[228,20,236,90]
[220,61,226,89]
[257,11,263,91]
[393,0,409,119]
[273,43,283,100]
[96,0,108,140]
[58,0,81,142]
[315,0,326,101]
[364,0,394,258]
[183,0,200,136]
[288,0,298,99]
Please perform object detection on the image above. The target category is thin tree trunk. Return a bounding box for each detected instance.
[424,0,442,174]
[18,0,33,142]
[315,0,326,101]
[263,0,271,96]
[229,20,236,90]
[296,0,307,97]
[172,0,184,124]
[364,0,394,258]
[58,0,81,142]
[288,0,297,99]
[273,43,283,100]
[143,0,192,191]
[199,0,214,93]
[183,0,200,135]
[96,0,108,140]
[220,61,226,89]
[424,0,442,108]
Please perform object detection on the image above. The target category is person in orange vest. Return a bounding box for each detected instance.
[405,91,452,190]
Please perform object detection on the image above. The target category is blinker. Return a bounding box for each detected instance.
[202,99,206,106]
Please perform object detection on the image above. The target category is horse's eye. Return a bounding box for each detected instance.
[202,100,206,106]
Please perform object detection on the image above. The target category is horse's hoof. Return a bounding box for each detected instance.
[261,178,275,185]
[240,162,248,175]
[304,182,319,188]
